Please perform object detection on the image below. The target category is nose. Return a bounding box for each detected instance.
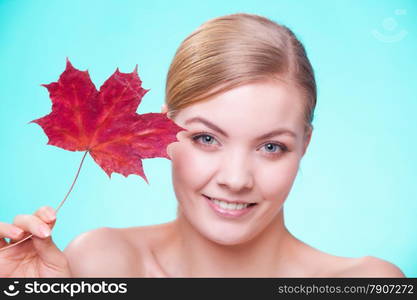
[215,149,254,192]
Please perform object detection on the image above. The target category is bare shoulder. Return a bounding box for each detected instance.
[64,227,142,277]
[337,256,406,278]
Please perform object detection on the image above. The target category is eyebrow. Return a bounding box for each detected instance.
[184,116,297,140]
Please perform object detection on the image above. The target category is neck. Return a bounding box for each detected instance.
[171,208,297,277]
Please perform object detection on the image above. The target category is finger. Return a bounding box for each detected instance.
[0,221,25,240]
[34,206,57,226]
[12,211,67,270]
[31,234,69,271]
[30,208,68,270]
[13,215,51,239]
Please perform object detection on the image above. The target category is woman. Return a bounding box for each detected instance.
[0,13,405,277]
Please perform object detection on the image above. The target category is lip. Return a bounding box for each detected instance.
[204,195,255,205]
[203,194,257,218]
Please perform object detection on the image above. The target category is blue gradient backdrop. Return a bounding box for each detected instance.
[0,0,416,277]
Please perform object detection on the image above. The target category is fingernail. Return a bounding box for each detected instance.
[47,208,56,220]
[39,224,50,237]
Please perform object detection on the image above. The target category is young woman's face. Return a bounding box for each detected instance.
[166,80,312,245]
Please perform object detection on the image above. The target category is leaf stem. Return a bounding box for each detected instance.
[55,150,89,214]
[0,150,89,252]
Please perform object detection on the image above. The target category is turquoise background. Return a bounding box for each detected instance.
[0,0,416,277]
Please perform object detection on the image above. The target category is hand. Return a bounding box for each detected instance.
[0,206,72,277]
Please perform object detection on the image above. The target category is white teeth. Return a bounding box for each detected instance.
[211,198,250,210]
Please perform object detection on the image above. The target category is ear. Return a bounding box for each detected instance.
[161,104,168,114]
[302,127,313,157]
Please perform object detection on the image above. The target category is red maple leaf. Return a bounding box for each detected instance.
[30,58,185,184]
[0,58,188,252]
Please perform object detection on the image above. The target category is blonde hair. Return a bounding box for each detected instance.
[165,13,316,134]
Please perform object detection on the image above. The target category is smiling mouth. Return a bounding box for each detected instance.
[203,194,258,218]
[203,195,257,210]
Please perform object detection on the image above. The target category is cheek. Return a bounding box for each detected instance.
[170,141,215,192]
[256,155,300,203]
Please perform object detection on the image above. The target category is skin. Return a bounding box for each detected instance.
[0,80,406,278]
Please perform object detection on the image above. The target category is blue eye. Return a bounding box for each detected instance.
[192,134,217,145]
[263,143,280,153]
[261,143,287,156]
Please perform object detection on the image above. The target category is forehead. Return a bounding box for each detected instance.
[175,80,305,136]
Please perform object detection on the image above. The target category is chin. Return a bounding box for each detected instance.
[210,236,251,247]
[180,202,267,247]
[202,226,258,247]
